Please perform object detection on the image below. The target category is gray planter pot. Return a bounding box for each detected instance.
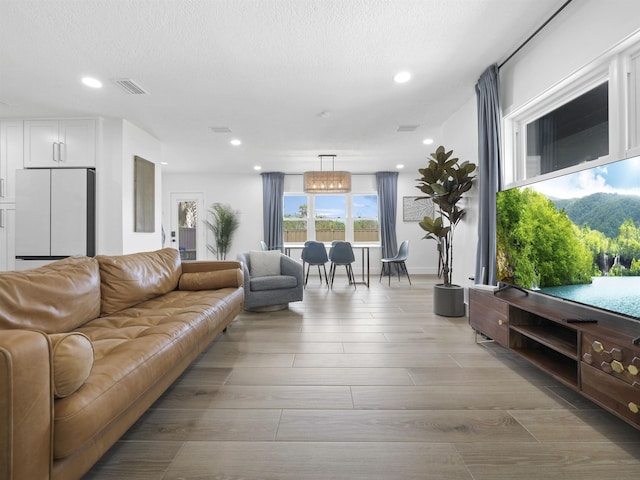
[433,284,465,317]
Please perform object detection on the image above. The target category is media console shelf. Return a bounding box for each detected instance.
[469,287,640,430]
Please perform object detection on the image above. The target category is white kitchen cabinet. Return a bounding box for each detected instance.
[0,204,16,271]
[24,119,96,167]
[0,120,23,203]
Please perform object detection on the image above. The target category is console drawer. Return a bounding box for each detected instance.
[581,333,640,385]
[469,289,508,347]
[581,362,640,427]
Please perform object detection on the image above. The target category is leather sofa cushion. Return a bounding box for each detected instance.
[49,333,94,398]
[179,269,243,290]
[0,256,101,333]
[97,248,182,315]
[52,287,243,459]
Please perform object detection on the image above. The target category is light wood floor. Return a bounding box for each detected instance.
[84,274,640,479]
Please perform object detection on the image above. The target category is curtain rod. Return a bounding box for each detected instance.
[498,0,573,69]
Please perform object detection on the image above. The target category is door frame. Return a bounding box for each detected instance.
[169,192,206,260]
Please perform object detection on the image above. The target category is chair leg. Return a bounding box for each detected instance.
[402,261,412,285]
[322,264,329,287]
[304,264,310,287]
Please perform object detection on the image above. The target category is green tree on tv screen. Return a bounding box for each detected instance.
[497,188,593,288]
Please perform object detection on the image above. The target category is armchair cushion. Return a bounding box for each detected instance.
[179,269,243,290]
[49,332,94,398]
[249,250,281,277]
[250,275,298,291]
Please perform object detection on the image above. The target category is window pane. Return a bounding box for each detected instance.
[315,219,345,242]
[526,82,608,177]
[353,194,379,242]
[315,195,346,218]
[284,195,308,243]
[178,201,197,260]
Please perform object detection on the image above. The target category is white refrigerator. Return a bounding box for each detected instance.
[15,168,95,264]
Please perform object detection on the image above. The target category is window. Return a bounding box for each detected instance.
[283,193,379,243]
[283,195,307,243]
[352,194,379,242]
[525,82,609,177]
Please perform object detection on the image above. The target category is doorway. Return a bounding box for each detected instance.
[170,193,205,261]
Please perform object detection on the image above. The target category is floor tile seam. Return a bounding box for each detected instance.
[158,441,186,480]
[505,408,542,443]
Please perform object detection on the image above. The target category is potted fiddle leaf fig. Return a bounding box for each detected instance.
[416,146,477,316]
[204,203,240,260]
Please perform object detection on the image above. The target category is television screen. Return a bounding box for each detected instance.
[496,155,640,320]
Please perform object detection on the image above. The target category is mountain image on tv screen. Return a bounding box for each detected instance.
[496,155,640,319]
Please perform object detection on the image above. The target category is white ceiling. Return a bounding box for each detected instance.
[0,0,566,174]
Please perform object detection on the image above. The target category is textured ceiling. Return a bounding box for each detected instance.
[0,0,567,174]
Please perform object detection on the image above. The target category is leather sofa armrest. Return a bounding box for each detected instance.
[0,330,53,480]
[280,255,303,286]
[182,260,242,274]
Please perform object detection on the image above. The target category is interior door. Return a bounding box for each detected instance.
[170,193,205,261]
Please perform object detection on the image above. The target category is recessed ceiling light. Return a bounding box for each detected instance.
[161,162,168,165]
[81,76,102,88]
[253,165,262,171]
[230,139,242,146]
[422,138,434,145]
[396,164,404,169]
[394,71,411,84]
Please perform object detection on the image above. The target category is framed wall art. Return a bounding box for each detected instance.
[402,196,434,222]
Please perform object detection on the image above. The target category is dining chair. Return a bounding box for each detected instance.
[328,241,356,289]
[380,240,411,285]
[301,241,329,287]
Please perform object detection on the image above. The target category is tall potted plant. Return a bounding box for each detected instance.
[204,203,240,260]
[416,146,477,316]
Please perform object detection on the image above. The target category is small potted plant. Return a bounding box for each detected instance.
[204,203,240,260]
[416,146,477,316]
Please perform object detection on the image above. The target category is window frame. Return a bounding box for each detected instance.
[283,192,379,244]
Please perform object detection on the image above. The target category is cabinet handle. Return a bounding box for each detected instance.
[52,142,57,161]
[58,142,64,162]
[612,360,625,373]
[0,178,4,198]
[0,209,4,228]
[629,402,639,414]
[498,319,503,326]
[592,341,604,353]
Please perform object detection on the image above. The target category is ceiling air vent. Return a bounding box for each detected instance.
[112,78,149,95]
[210,126,233,133]
[397,125,419,132]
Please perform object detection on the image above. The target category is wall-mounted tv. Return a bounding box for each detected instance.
[496,155,640,320]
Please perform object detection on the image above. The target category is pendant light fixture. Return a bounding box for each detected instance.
[303,155,351,193]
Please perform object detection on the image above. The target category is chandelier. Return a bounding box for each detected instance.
[303,155,351,193]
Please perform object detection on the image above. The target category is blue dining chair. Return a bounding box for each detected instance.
[301,241,329,287]
[380,240,411,285]
[328,241,356,289]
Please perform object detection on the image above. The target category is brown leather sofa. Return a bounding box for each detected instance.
[0,248,244,480]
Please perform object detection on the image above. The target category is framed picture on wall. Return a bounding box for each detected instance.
[402,196,434,222]
[134,155,155,232]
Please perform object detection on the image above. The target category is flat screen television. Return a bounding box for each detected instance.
[496,155,640,321]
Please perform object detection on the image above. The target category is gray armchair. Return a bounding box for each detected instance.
[236,251,303,311]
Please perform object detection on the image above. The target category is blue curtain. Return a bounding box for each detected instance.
[475,64,502,285]
[261,172,284,251]
[376,172,398,269]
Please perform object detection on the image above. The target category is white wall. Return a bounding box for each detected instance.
[164,170,442,275]
[162,172,262,261]
[97,118,163,255]
[500,0,640,117]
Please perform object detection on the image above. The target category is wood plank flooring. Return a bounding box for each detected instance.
[83,275,640,479]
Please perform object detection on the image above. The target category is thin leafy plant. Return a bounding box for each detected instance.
[204,203,240,260]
